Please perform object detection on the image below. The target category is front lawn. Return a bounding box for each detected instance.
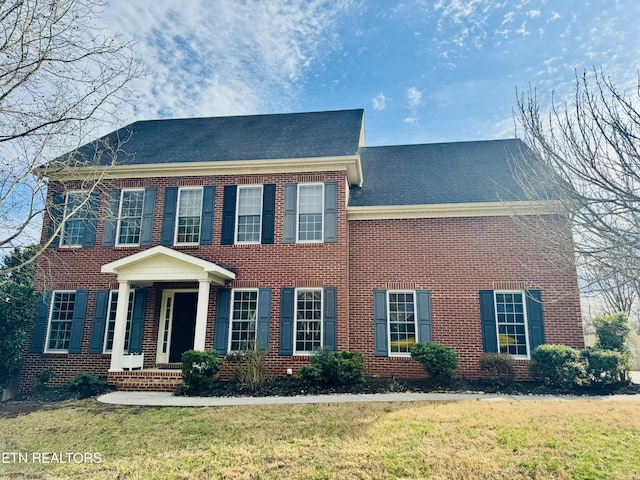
[1,397,639,479]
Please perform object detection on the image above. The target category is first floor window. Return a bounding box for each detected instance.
[117,189,145,245]
[229,289,258,351]
[297,184,323,242]
[388,291,417,355]
[236,186,263,243]
[60,191,90,247]
[295,289,322,353]
[495,291,529,357]
[46,291,76,351]
[104,290,136,353]
[176,187,203,244]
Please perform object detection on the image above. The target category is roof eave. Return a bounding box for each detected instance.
[44,155,364,186]
[347,200,564,221]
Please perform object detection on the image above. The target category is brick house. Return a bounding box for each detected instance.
[20,109,584,391]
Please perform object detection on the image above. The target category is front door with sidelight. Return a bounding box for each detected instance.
[157,290,198,364]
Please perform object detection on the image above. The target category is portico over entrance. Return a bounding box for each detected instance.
[101,246,236,371]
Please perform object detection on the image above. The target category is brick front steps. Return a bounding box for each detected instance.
[108,369,183,392]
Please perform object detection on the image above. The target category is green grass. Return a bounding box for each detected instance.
[1,398,640,479]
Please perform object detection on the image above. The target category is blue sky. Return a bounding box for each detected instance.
[101,0,640,147]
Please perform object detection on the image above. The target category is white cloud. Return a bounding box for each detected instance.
[372,93,387,111]
[100,0,354,123]
[528,9,541,18]
[405,87,424,109]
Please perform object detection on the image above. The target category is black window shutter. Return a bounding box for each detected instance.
[479,290,498,353]
[140,188,157,246]
[261,184,276,244]
[416,290,432,343]
[89,290,110,353]
[323,287,337,351]
[213,288,231,353]
[324,182,338,243]
[128,289,148,354]
[257,288,272,350]
[279,287,295,355]
[200,186,216,245]
[81,191,101,247]
[221,185,237,245]
[373,290,388,356]
[526,289,545,353]
[48,192,65,248]
[160,187,178,246]
[31,292,51,353]
[68,290,89,354]
[102,189,120,247]
[282,184,297,243]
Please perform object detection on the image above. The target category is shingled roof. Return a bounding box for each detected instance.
[349,139,538,206]
[69,109,364,166]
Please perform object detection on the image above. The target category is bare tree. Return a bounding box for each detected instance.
[0,0,140,277]
[513,68,640,319]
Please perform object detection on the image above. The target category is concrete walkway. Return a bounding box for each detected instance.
[98,390,640,407]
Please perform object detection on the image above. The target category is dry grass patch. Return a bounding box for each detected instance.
[1,398,639,479]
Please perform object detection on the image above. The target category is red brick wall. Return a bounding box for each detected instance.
[20,171,584,389]
[21,171,351,388]
[348,215,584,380]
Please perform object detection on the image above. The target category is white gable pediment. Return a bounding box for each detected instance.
[101,246,235,285]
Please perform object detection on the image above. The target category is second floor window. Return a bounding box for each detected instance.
[297,184,324,242]
[175,187,203,244]
[117,189,145,246]
[60,191,90,247]
[236,186,263,243]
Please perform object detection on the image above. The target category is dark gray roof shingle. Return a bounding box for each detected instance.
[71,109,364,166]
[350,139,538,206]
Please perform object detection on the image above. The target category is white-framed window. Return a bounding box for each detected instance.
[103,290,136,353]
[235,185,263,244]
[60,191,90,247]
[45,291,76,352]
[387,291,417,356]
[175,187,203,245]
[116,189,145,246]
[295,288,323,354]
[297,183,324,242]
[494,291,530,358]
[228,289,259,351]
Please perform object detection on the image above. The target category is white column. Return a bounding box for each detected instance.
[109,281,131,372]
[193,280,211,351]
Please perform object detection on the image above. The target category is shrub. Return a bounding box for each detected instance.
[410,342,458,386]
[68,371,99,398]
[582,348,632,385]
[593,313,630,352]
[478,353,516,386]
[181,350,222,394]
[530,344,585,390]
[298,348,364,386]
[35,368,55,393]
[226,347,270,393]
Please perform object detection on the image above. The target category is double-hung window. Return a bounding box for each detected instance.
[235,186,263,243]
[116,189,145,246]
[297,184,324,242]
[229,289,258,351]
[103,290,136,353]
[175,187,203,245]
[494,291,529,358]
[387,291,417,355]
[60,191,91,247]
[295,288,323,354]
[45,291,76,352]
